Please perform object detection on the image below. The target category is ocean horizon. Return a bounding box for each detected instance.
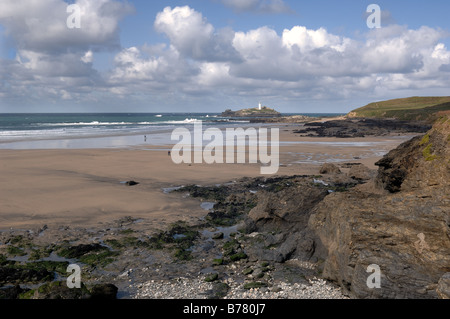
[0,113,345,150]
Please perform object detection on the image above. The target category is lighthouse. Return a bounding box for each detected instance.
[258,102,262,110]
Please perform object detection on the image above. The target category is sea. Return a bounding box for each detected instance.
[0,113,344,150]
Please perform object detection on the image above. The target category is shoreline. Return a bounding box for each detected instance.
[0,126,413,229]
[0,122,421,299]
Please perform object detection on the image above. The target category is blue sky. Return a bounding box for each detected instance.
[1,0,449,113]
[120,1,450,47]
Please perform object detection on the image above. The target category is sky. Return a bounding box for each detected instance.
[0,0,449,113]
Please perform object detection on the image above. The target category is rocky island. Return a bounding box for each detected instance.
[222,106,281,118]
[221,105,315,123]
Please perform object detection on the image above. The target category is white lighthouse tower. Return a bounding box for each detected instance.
[258,102,262,110]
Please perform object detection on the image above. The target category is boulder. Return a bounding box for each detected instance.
[319,163,341,175]
[309,188,450,298]
[212,232,224,240]
[31,281,91,299]
[374,137,421,192]
[243,230,319,263]
[244,178,329,262]
[247,182,328,230]
[347,164,375,181]
[437,273,450,299]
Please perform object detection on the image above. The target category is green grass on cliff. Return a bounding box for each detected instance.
[349,97,450,122]
[223,106,280,117]
[238,106,279,115]
[249,106,276,112]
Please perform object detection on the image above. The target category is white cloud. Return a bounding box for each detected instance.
[0,0,133,53]
[0,0,133,104]
[154,6,241,62]
[17,50,94,77]
[361,26,445,74]
[1,4,450,111]
[282,26,347,52]
[229,26,358,81]
[107,44,200,98]
[106,8,450,107]
[228,24,450,83]
[155,6,213,58]
[196,62,233,87]
[81,50,93,64]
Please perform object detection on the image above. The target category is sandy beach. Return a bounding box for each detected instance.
[0,125,414,230]
[0,121,430,300]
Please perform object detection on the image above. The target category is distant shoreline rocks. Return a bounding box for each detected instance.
[221,106,317,123]
[221,106,281,118]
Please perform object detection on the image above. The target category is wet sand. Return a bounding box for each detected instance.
[0,125,414,230]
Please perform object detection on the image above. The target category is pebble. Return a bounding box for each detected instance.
[132,276,349,299]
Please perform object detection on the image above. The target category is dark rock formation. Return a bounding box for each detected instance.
[222,107,281,118]
[294,118,431,138]
[243,178,332,263]
[248,115,312,123]
[0,266,53,285]
[308,116,450,299]
[4,282,118,299]
[437,273,450,299]
[247,180,328,231]
[58,243,106,259]
[374,137,422,192]
[28,281,91,299]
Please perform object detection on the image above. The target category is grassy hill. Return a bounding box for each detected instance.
[348,97,450,122]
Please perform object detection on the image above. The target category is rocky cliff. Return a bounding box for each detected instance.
[309,115,450,298]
